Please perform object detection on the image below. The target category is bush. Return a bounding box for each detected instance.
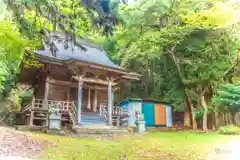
[0,84,33,125]
[217,125,240,135]
[6,84,33,112]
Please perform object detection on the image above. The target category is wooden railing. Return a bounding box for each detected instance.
[99,104,129,116]
[68,102,77,125]
[21,104,32,114]
[22,98,128,126]
[25,98,78,125]
[100,104,108,122]
[113,106,129,115]
[99,104,129,126]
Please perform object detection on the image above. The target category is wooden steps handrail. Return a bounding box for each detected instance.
[23,98,129,127]
[21,104,32,114]
[23,98,78,125]
[100,104,108,122]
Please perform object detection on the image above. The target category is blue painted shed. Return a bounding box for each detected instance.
[120,99,172,127]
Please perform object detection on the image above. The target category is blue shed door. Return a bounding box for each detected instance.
[142,103,155,126]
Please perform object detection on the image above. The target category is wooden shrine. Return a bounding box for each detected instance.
[19,32,140,128]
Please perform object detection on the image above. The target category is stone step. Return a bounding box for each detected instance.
[74,128,129,134]
[81,115,103,118]
[73,125,129,134]
[81,112,101,116]
[81,117,105,120]
[81,122,106,125]
[81,116,105,122]
[81,119,105,123]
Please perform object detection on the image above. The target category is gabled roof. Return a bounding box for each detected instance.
[34,33,120,69]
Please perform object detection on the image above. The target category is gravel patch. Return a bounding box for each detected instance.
[0,126,48,158]
[0,156,32,160]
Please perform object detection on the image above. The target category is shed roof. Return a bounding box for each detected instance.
[120,98,171,106]
[34,33,120,69]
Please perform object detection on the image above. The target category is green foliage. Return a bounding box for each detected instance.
[0,20,40,92]
[5,0,124,41]
[217,125,240,135]
[7,84,33,112]
[114,0,240,112]
[213,84,240,113]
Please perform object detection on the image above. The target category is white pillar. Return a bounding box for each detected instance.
[93,90,98,112]
[87,89,91,110]
[77,78,83,124]
[108,81,113,125]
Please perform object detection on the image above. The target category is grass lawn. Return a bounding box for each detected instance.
[35,130,240,160]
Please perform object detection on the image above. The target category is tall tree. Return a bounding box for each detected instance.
[213,83,240,124]
[114,0,240,130]
[0,1,40,92]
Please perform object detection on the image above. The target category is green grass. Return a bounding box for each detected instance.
[35,131,240,160]
[217,125,240,135]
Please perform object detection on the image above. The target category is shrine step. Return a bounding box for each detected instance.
[73,125,129,134]
[81,112,105,124]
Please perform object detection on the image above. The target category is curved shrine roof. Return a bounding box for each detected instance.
[34,34,120,69]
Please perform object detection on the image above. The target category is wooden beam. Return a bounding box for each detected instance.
[121,75,139,80]
[47,78,115,90]
[126,72,142,77]
[72,76,117,86]
[67,60,128,75]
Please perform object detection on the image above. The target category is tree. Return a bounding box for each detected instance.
[213,83,240,124]
[0,19,40,91]
[4,0,125,56]
[114,0,240,130]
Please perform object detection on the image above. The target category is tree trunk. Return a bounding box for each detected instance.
[184,96,191,128]
[212,112,217,130]
[191,106,197,130]
[224,113,227,125]
[231,112,236,125]
[184,105,191,128]
[168,45,197,130]
[201,95,208,131]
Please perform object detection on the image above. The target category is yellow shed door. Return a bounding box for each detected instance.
[154,104,166,125]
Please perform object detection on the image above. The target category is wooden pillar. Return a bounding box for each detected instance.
[77,77,83,124]
[29,96,35,126]
[87,89,91,110]
[108,81,113,125]
[43,77,49,108]
[93,90,98,112]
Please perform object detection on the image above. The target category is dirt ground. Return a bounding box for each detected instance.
[0,126,48,159]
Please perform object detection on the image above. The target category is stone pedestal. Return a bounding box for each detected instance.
[136,114,146,133]
[49,104,61,130]
[136,121,146,133]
